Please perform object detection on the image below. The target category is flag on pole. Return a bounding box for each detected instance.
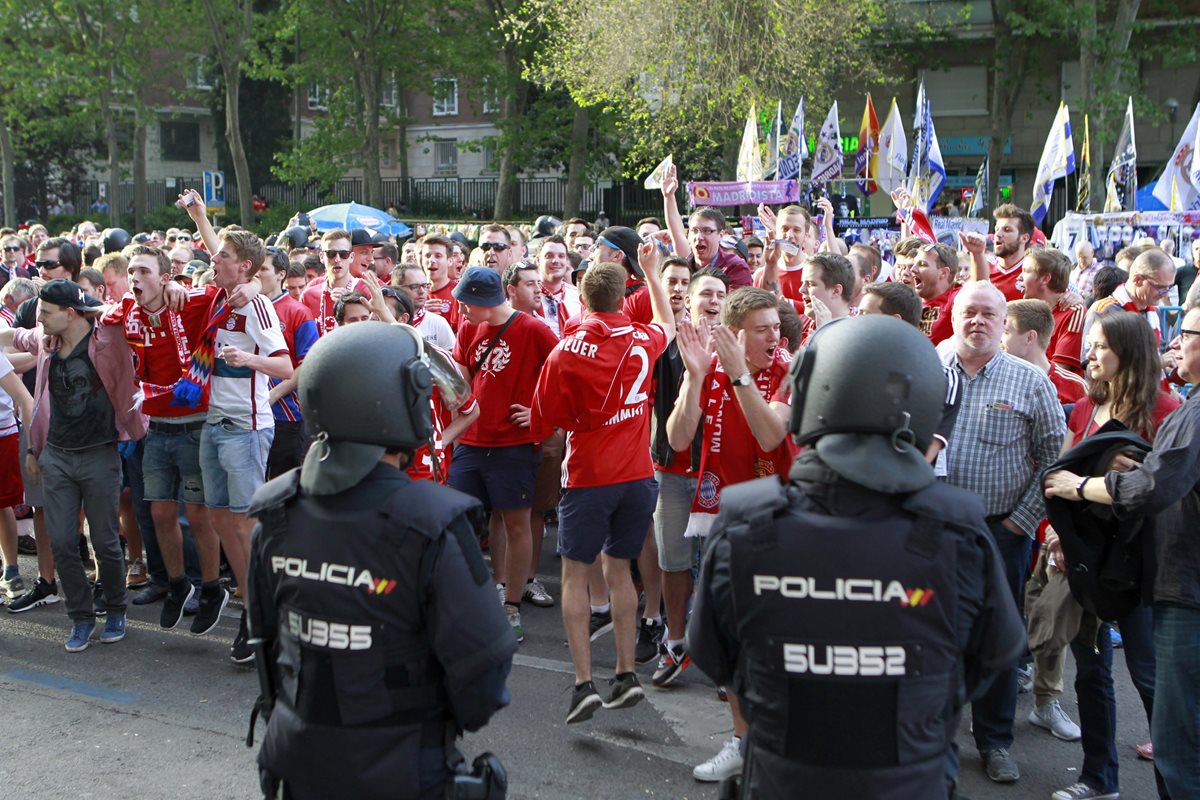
[855,94,881,195]
[736,104,763,183]
[762,101,782,179]
[1030,101,1076,225]
[1152,101,1200,211]
[968,157,988,217]
[876,98,907,194]
[810,101,843,187]
[777,98,807,182]
[1076,114,1091,212]
[1104,97,1137,212]
[909,92,946,214]
[643,154,673,191]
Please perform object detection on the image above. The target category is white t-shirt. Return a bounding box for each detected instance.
[208,294,288,430]
[0,349,15,436]
[416,311,456,351]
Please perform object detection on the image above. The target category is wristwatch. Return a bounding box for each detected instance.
[730,372,753,387]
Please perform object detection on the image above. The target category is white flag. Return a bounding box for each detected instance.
[1153,101,1200,211]
[810,101,843,187]
[1031,101,1075,225]
[876,97,907,194]
[643,154,673,191]
[736,105,763,182]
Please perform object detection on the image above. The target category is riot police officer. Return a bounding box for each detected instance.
[245,321,516,800]
[687,314,1025,799]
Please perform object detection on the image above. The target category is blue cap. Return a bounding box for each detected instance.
[452,267,505,307]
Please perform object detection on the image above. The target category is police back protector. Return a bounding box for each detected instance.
[721,476,970,800]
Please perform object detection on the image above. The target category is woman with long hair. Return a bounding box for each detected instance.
[1045,311,1178,800]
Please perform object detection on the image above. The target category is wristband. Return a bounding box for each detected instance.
[1076,477,1089,499]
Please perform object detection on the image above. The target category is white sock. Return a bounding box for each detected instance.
[667,637,685,651]
[591,603,610,615]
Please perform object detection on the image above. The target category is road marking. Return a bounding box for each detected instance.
[4,669,139,704]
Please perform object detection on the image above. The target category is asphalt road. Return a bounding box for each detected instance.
[0,523,1162,800]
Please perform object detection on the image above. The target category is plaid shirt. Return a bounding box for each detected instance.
[945,351,1065,535]
[1070,261,1102,301]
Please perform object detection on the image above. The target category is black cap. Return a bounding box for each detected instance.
[596,226,644,277]
[350,228,387,248]
[39,279,103,313]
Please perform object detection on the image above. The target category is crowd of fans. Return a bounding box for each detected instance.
[0,175,1197,800]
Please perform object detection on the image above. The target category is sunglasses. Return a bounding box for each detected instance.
[324,249,352,260]
[479,242,509,252]
[35,259,60,269]
[3,245,22,252]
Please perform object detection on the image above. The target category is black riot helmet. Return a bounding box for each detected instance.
[298,322,433,495]
[101,227,132,254]
[534,215,561,238]
[788,315,945,492]
[274,226,308,249]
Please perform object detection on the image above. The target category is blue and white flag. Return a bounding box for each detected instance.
[908,90,946,214]
[1031,101,1076,225]
[777,98,807,182]
[1153,101,1200,211]
[809,101,843,187]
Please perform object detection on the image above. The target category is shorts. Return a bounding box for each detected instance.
[0,432,24,508]
[447,443,541,512]
[200,420,274,513]
[558,477,658,564]
[653,470,700,572]
[267,420,310,480]
[17,425,41,507]
[143,424,207,505]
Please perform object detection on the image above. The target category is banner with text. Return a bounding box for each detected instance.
[687,180,799,206]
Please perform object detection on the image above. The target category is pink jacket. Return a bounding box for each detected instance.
[12,322,147,455]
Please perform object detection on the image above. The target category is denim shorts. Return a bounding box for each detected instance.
[447,443,541,511]
[143,426,206,504]
[558,477,658,564]
[199,420,274,512]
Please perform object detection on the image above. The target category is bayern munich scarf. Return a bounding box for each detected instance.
[684,348,792,539]
[172,291,232,408]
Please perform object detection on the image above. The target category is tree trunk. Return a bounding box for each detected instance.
[0,115,15,228]
[224,74,255,228]
[563,102,589,218]
[493,50,528,220]
[1079,0,1140,199]
[362,68,383,208]
[100,92,120,228]
[133,115,147,232]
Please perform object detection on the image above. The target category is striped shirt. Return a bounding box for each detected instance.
[945,351,1066,535]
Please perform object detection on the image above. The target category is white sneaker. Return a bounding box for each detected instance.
[1029,699,1082,741]
[1051,781,1119,799]
[693,737,743,782]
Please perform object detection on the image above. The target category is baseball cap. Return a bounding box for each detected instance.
[39,279,103,313]
[596,226,644,278]
[452,266,505,307]
[350,228,387,248]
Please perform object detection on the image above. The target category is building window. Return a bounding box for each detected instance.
[433,79,458,117]
[434,140,458,175]
[381,74,399,109]
[921,66,988,116]
[482,139,499,173]
[308,83,330,111]
[482,79,501,114]
[184,55,213,91]
[161,121,201,162]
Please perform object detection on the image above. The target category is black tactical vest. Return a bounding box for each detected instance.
[249,469,486,800]
[719,476,971,800]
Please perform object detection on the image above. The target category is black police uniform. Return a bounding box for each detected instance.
[246,463,517,800]
[688,453,1025,800]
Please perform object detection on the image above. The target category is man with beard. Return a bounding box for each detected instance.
[963,204,1035,301]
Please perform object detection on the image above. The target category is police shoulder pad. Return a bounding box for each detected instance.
[901,481,986,531]
[383,480,484,540]
[247,468,302,519]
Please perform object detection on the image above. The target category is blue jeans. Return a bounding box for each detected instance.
[1070,604,1166,797]
[971,521,1032,752]
[1153,605,1200,800]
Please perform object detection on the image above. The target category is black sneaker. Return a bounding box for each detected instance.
[635,619,663,665]
[191,586,230,636]
[230,611,254,665]
[92,582,107,618]
[652,641,692,687]
[566,680,603,724]
[588,610,613,641]
[603,672,644,710]
[7,577,60,613]
[160,581,195,630]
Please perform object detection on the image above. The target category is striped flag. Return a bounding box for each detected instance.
[909,90,946,214]
[1031,101,1075,225]
[1105,98,1137,212]
[855,94,881,196]
[1076,114,1090,212]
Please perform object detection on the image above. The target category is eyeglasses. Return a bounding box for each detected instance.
[1181,328,1200,342]
[324,249,351,260]
[35,259,60,269]
[3,246,22,252]
[1141,277,1172,295]
[690,227,719,236]
[479,242,509,252]
[402,282,431,292]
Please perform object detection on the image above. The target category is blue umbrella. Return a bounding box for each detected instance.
[307,202,412,238]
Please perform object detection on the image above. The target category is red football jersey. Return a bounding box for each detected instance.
[453,312,559,447]
[921,285,960,345]
[991,262,1024,301]
[1049,302,1086,374]
[531,312,668,488]
[1048,363,1087,405]
[300,276,368,336]
[428,280,462,331]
